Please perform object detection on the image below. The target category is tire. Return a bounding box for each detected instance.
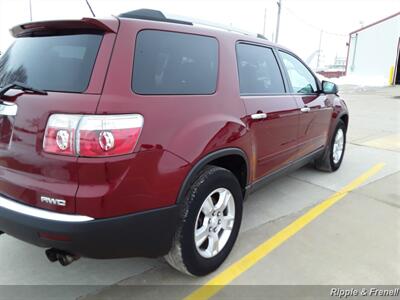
[315,120,347,172]
[165,165,243,276]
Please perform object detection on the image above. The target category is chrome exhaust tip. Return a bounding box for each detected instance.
[45,248,79,266]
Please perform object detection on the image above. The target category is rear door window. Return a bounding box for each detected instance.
[236,43,285,95]
[0,34,102,93]
[132,30,218,95]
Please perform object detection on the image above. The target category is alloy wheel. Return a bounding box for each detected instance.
[194,188,235,258]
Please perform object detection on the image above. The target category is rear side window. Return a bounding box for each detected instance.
[0,34,102,93]
[236,43,285,95]
[133,30,218,95]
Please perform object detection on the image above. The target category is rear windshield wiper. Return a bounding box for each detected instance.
[0,82,48,99]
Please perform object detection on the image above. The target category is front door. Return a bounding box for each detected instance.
[278,51,332,158]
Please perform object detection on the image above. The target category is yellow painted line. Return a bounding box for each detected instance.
[184,163,385,300]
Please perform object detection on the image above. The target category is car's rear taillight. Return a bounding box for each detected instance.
[43,115,81,156]
[43,114,144,157]
[77,115,143,157]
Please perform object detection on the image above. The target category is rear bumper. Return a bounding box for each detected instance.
[0,196,179,259]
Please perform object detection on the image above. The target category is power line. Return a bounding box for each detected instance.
[282,6,348,37]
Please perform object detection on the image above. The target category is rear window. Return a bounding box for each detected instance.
[132,30,218,95]
[0,34,102,93]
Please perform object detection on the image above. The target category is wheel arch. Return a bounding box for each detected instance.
[339,113,349,129]
[176,148,249,204]
[329,110,349,142]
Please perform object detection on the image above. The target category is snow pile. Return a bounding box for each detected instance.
[333,74,388,87]
[315,73,331,82]
[316,73,388,87]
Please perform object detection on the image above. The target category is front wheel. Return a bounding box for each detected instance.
[315,119,347,172]
[165,166,243,276]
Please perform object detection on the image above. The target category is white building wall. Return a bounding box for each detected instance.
[347,14,400,85]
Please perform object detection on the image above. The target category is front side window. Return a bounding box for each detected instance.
[0,34,102,93]
[236,43,285,95]
[279,51,317,94]
[132,30,218,95]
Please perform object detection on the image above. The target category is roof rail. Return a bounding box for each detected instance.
[118,9,267,40]
[167,14,268,40]
[118,9,192,26]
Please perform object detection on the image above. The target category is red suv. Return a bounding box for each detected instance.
[0,9,348,276]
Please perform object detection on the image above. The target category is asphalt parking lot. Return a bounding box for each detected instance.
[0,85,399,300]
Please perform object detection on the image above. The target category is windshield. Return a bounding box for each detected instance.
[0,34,102,93]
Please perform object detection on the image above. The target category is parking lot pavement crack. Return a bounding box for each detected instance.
[286,174,338,193]
[350,190,400,210]
[370,197,400,209]
[244,171,396,235]
[349,141,400,153]
[241,202,318,234]
[254,188,364,227]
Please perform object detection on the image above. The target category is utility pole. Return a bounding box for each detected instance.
[316,29,323,70]
[275,0,282,43]
[263,8,267,36]
[29,0,33,21]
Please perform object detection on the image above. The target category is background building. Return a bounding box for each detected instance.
[346,12,400,86]
[317,55,346,78]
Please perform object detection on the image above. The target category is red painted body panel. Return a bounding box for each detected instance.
[86,32,119,94]
[294,94,333,158]
[0,16,349,221]
[241,95,300,180]
[0,92,100,214]
[76,149,189,218]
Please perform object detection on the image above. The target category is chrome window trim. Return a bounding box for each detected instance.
[0,195,94,222]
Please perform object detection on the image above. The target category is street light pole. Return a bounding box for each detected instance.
[263,8,267,36]
[275,0,282,43]
[29,0,33,21]
[316,29,323,70]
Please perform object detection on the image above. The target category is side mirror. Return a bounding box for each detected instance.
[322,80,338,94]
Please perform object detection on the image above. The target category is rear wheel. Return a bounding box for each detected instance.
[165,166,243,276]
[315,120,347,172]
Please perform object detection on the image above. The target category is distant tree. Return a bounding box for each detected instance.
[0,51,28,87]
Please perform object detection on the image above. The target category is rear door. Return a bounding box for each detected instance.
[0,22,116,214]
[237,43,300,180]
[278,50,332,158]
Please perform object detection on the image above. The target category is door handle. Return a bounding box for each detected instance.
[300,107,311,113]
[251,113,267,120]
